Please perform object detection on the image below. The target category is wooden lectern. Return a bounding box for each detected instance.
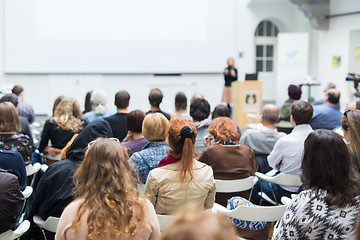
[232,81,262,129]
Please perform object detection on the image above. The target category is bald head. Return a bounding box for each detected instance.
[262,104,279,124]
[326,89,340,105]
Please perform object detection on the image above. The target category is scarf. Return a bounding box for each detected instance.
[155,155,181,168]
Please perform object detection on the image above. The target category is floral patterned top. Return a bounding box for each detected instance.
[0,133,33,163]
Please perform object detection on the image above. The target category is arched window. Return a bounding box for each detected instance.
[255,20,279,73]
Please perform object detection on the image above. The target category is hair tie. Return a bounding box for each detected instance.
[177,126,194,153]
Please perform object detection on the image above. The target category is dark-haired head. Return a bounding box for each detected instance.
[326,89,340,105]
[83,90,93,114]
[302,129,360,207]
[212,104,230,119]
[12,85,23,96]
[175,92,187,111]
[290,100,313,126]
[149,88,163,108]
[168,118,197,182]
[190,98,210,122]
[341,110,360,166]
[0,93,19,107]
[126,110,145,133]
[115,90,130,109]
[288,84,302,100]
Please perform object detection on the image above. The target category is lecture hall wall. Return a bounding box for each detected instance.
[0,0,358,115]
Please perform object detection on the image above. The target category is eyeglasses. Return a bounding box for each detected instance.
[343,109,351,118]
[87,137,119,148]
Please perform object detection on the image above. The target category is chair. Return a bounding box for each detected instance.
[255,172,302,205]
[215,176,258,194]
[22,186,33,199]
[212,202,287,222]
[33,216,60,233]
[25,162,41,177]
[156,214,174,231]
[0,220,30,240]
[18,186,33,223]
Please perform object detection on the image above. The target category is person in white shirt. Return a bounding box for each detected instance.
[240,104,286,173]
[251,100,313,205]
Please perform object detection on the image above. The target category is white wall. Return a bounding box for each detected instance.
[1,0,359,116]
[314,0,360,108]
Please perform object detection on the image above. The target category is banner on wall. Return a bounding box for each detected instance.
[276,33,309,106]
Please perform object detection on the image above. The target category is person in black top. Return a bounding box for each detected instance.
[39,97,86,156]
[104,90,130,141]
[146,88,171,120]
[222,57,238,114]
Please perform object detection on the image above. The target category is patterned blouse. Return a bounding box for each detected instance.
[0,134,33,163]
[272,189,360,240]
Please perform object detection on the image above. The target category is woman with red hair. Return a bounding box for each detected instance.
[145,118,216,215]
[199,117,257,206]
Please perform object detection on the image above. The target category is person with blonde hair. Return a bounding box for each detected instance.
[160,204,237,240]
[39,97,86,157]
[83,90,114,123]
[55,138,160,240]
[145,118,216,215]
[199,117,257,206]
[0,102,33,163]
[341,110,360,172]
[129,113,170,184]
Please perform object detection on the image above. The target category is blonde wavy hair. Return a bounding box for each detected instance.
[51,97,83,133]
[72,138,145,239]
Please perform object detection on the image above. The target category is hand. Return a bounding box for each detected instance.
[203,135,213,149]
[230,69,236,77]
[44,147,62,156]
[123,131,134,142]
[224,69,229,75]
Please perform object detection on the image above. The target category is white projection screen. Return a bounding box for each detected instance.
[4,0,235,74]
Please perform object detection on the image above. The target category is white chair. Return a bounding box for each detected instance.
[33,216,60,236]
[214,176,258,193]
[18,186,33,223]
[156,214,174,231]
[0,220,30,240]
[280,196,292,205]
[25,162,41,177]
[255,172,302,205]
[246,113,262,129]
[212,202,287,222]
[22,186,33,199]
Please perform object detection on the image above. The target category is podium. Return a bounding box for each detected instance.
[232,81,262,129]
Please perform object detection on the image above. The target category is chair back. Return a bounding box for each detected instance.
[33,216,60,233]
[0,220,30,240]
[26,162,41,176]
[156,214,173,231]
[215,176,258,193]
[255,172,302,187]
[213,203,286,222]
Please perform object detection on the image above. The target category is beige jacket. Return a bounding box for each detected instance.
[145,160,216,215]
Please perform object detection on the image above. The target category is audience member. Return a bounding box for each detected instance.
[170,91,190,119]
[240,104,286,173]
[313,82,340,109]
[190,98,211,154]
[104,90,130,141]
[52,95,65,117]
[83,90,114,123]
[55,138,160,240]
[145,118,216,215]
[0,169,24,234]
[310,89,341,130]
[0,93,33,143]
[122,110,148,156]
[273,130,360,239]
[199,117,257,206]
[0,150,26,190]
[82,90,93,114]
[146,88,171,120]
[27,119,113,240]
[129,113,169,184]
[251,100,313,205]
[39,97,86,158]
[341,110,360,172]
[279,84,302,122]
[212,104,241,135]
[191,92,204,102]
[160,204,237,240]
[12,85,35,124]
[0,102,33,163]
